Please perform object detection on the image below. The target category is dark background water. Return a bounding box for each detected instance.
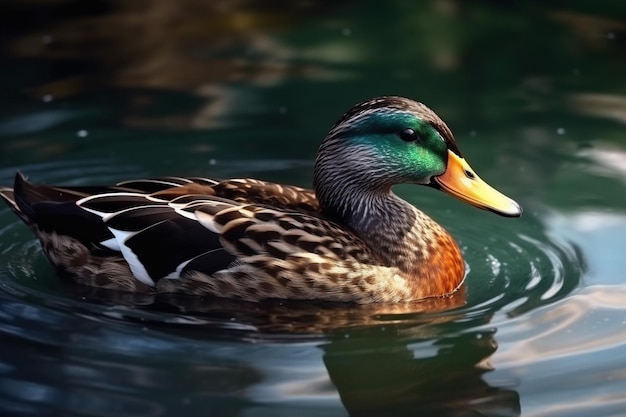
[0,1,625,416]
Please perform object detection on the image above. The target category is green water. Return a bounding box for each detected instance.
[0,1,625,416]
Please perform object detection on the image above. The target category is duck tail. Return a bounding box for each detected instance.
[1,173,109,237]
[0,172,36,226]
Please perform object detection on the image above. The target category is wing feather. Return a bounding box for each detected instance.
[5,173,363,298]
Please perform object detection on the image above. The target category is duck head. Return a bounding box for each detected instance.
[313,96,522,218]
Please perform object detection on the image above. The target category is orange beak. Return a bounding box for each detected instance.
[432,150,522,217]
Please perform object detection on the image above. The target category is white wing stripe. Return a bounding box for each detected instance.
[163,259,192,279]
[163,248,230,279]
[173,207,198,221]
[108,228,155,286]
[99,237,120,251]
[194,210,220,233]
[77,192,146,206]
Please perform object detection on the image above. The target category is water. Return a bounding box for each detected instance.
[0,1,625,416]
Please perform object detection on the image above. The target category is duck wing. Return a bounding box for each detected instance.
[1,173,369,298]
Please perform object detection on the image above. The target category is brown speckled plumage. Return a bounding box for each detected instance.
[0,96,520,303]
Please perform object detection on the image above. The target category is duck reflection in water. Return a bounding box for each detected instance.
[60,285,521,417]
[323,327,520,417]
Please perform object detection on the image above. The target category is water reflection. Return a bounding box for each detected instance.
[545,210,626,286]
[0,288,521,417]
[4,0,355,131]
[323,329,520,416]
[569,93,626,124]
[492,285,626,417]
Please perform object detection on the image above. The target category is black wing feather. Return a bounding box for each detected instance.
[121,214,234,279]
[181,248,237,276]
[79,194,161,215]
[104,206,179,232]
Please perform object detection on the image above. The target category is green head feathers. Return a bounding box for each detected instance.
[314,97,458,193]
[338,109,449,185]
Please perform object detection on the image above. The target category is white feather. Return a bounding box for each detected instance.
[99,237,120,251]
[162,248,230,279]
[173,207,198,221]
[194,210,221,233]
[108,228,155,286]
[163,259,192,279]
[77,192,149,218]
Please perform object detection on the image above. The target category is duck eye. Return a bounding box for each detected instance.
[398,128,418,142]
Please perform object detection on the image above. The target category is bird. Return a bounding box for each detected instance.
[0,96,521,304]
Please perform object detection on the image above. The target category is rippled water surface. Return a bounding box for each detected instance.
[0,2,625,416]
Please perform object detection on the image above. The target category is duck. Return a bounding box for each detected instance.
[0,96,521,303]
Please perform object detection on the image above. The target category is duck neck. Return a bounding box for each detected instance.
[314,169,418,268]
[313,160,466,299]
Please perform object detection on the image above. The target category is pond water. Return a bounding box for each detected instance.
[0,1,625,416]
